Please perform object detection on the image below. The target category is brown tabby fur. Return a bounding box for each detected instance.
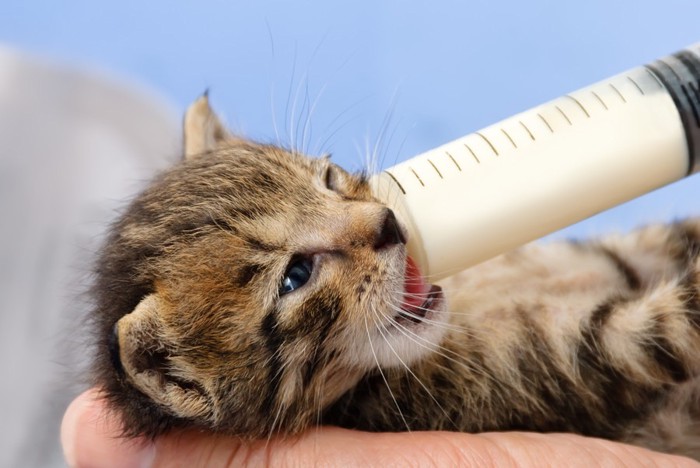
[92,95,700,458]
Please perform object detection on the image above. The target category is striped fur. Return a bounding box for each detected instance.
[91,98,700,458]
[327,222,700,448]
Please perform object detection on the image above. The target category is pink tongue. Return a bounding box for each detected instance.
[403,256,430,308]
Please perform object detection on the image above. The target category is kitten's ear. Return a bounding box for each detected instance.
[115,294,213,420]
[183,92,231,160]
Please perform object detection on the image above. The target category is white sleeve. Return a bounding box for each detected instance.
[0,46,179,468]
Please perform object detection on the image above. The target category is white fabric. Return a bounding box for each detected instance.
[0,46,179,467]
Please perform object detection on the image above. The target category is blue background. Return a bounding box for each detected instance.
[2,0,699,237]
[1,3,700,465]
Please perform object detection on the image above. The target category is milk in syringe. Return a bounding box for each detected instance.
[371,43,700,281]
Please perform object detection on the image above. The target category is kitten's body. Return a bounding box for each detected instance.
[328,233,700,457]
[93,96,700,459]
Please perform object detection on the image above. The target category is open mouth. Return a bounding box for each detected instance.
[395,256,443,326]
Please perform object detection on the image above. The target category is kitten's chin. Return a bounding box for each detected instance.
[363,256,449,369]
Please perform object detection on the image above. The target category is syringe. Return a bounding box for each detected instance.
[371,43,700,281]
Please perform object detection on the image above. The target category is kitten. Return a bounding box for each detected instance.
[92,95,700,458]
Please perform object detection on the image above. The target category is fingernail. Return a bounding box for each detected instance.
[61,389,156,468]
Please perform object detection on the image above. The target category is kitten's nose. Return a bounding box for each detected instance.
[373,209,406,250]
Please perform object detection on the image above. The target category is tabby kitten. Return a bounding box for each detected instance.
[93,95,700,458]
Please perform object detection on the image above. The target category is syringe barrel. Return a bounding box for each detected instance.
[371,44,700,281]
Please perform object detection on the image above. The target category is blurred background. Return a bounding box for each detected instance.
[1,1,699,466]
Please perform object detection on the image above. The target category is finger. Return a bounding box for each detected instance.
[475,432,700,468]
[261,430,700,468]
[61,388,156,468]
[62,388,700,468]
[59,389,490,467]
[103,428,700,468]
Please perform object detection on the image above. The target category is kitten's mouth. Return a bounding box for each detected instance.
[395,256,443,326]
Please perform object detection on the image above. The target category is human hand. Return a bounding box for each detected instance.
[61,388,698,468]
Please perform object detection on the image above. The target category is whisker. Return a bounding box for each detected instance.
[270,83,281,147]
[265,366,287,449]
[374,87,401,172]
[314,94,371,157]
[296,81,312,155]
[369,306,457,429]
[363,313,411,432]
[387,302,475,334]
[292,30,332,156]
[300,49,358,157]
[264,21,282,148]
[284,43,299,152]
[311,351,330,458]
[390,284,518,317]
[388,311,499,387]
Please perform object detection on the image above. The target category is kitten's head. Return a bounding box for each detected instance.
[93,95,447,438]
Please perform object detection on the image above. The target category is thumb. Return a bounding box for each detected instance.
[59,388,490,467]
[62,388,700,468]
[61,389,155,468]
[59,388,386,467]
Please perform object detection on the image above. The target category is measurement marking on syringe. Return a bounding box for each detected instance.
[591,91,608,110]
[383,170,406,194]
[463,143,480,163]
[427,159,444,178]
[554,106,572,125]
[410,167,425,186]
[643,67,664,89]
[609,83,627,103]
[501,128,517,148]
[476,132,499,156]
[519,121,535,140]
[565,95,590,118]
[537,113,554,133]
[626,76,645,95]
[445,151,462,171]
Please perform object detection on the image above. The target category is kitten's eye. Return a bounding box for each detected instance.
[280,257,313,295]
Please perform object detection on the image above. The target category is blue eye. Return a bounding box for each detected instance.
[280,258,313,295]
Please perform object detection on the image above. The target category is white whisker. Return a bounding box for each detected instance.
[314,95,370,157]
[373,87,400,172]
[363,313,411,432]
[296,82,312,154]
[388,309,498,386]
[264,22,282,148]
[265,366,287,449]
[388,302,475,335]
[369,306,457,429]
[311,351,330,460]
[284,43,299,152]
